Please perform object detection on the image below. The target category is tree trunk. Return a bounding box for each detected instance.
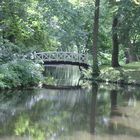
[92,0,100,77]
[125,45,138,64]
[123,31,138,63]
[111,16,120,67]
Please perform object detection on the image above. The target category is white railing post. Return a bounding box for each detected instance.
[48,52,50,61]
[85,54,88,64]
[34,51,36,59]
[41,53,43,61]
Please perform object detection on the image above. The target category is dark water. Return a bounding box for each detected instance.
[0,66,140,140]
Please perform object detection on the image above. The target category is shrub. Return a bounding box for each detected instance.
[0,59,43,89]
[0,40,20,64]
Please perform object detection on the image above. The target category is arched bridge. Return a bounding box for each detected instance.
[34,52,89,69]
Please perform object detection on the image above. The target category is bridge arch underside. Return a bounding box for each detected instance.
[43,61,89,69]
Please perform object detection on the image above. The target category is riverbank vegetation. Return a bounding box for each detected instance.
[99,62,140,85]
[0,0,140,89]
[0,59,43,89]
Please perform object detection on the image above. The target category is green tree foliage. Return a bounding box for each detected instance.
[118,0,140,62]
[0,0,113,60]
[0,0,52,51]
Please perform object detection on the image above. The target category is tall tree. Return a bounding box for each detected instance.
[111,0,140,66]
[109,0,120,67]
[111,15,120,67]
[92,0,100,77]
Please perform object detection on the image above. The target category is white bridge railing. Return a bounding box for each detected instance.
[34,52,88,64]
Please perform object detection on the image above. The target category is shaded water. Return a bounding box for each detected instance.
[0,66,140,140]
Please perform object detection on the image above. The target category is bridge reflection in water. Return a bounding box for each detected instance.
[43,64,84,87]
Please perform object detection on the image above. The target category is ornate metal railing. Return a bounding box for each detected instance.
[34,52,88,64]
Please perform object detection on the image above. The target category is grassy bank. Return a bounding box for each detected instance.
[99,62,140,85]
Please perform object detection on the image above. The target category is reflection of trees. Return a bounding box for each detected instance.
[110,90,117,116]
[0,88,93,139]
[108,87,140,137]
[18,89,93,139]
[29,90,92,136]
[15,114,45,140]
[1,85,140,139]
[90,83,98,134]
[0,90,36,135]
[109,89,118,133]
[0,90,36,110]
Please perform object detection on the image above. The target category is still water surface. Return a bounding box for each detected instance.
[0,66,140,140]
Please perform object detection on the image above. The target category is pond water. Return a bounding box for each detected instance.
[0,66,140,140]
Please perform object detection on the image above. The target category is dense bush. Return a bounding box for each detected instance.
[0,59,43,89]
[0,40,21,64]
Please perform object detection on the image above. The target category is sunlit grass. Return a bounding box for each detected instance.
[99,62,140,84]
[59,131,140,140]
[123,62,140,70]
